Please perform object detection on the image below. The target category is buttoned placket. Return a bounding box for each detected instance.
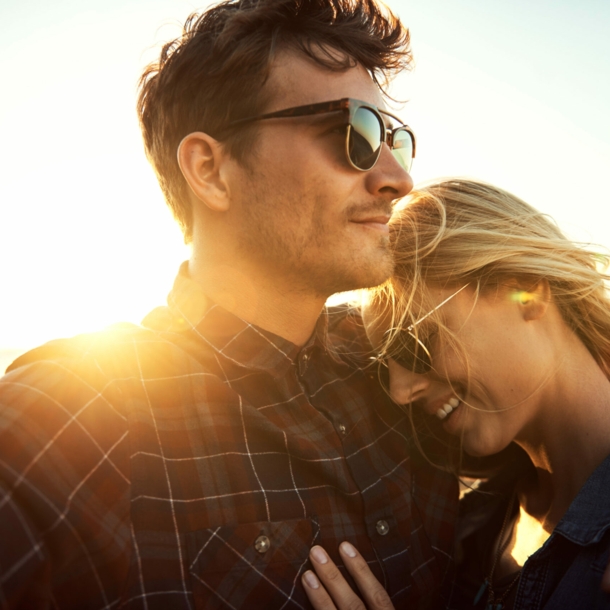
[298,348,347,440]
[298,349,311,378]
[293,328,418,602]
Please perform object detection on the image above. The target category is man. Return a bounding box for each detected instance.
[0,0,457,607]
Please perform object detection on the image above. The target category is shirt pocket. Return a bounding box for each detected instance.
[186,518,319,609]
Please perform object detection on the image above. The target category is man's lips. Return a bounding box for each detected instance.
[350,215,391,233]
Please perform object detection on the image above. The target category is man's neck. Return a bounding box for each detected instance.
[188,257,328,346]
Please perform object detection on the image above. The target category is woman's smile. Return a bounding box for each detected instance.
[434,395,461,421]
[383,280,560,457]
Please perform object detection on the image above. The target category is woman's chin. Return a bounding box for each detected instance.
[463,438,512,458]
[463,446,490,458]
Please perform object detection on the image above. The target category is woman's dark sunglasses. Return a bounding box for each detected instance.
[385,328,434,375]
[227,98,416,172]
[383,285,469,374]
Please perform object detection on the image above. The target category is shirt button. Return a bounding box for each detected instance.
[254,535,270,553]
[301,352,309,363]
[376,520,389,536]
[338,424,346,436]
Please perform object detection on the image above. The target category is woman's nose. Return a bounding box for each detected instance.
[387,358,431,404]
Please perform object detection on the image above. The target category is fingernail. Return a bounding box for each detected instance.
[303,570,320,589]
[340,541,357,558]
[310,545,329,564]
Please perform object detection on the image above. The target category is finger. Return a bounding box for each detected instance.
[302,570,339,610]
[309,545,367,610]
[339,542,395,609]
[602,562,610,592]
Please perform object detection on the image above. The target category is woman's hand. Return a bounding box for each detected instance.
[301,542,395,609]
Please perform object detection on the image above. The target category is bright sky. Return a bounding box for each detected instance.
[1,0,609,353]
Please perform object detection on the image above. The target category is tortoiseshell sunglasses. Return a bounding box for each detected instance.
[228,98,416,172]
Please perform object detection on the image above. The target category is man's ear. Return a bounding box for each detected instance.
[177,132,231,212]
[515,279,551,321]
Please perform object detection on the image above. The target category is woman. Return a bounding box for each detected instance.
[301,179,610,609]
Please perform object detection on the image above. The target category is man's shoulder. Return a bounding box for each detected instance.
[0,321,240,450]
[6,323,151,373]
[1,322,232,412]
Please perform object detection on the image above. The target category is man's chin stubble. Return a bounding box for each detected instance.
[309,248,395,298]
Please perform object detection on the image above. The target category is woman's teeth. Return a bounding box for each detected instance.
[436,396,460,420]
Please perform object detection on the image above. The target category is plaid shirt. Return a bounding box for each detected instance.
[0,265,458,609]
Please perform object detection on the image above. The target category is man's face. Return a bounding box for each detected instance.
[227,49,414,298]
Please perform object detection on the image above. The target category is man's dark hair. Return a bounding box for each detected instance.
[137,0,412,242]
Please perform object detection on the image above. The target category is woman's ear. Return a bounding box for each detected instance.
[514,280,551,321]
[177,132,231,212]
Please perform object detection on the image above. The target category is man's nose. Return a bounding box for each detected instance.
[387,358,431,405]
[364,144,413,200]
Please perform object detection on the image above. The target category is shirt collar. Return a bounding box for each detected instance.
[555,452,610,545]
[142,262,330,377]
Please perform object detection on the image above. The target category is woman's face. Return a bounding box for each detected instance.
[375,284,554,456]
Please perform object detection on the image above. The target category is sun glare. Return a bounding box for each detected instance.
[0,0,608,357]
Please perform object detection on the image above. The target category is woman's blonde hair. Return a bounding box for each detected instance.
[366,178,610,471]
[370,178,610,385]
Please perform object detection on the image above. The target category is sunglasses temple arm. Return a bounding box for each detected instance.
[231,101,346,126]
[408,283,470,330]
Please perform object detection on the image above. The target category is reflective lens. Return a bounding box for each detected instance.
[227,98,414,173]
[348,106,414,172]
[391,330,432,374]
[348,106,384,170]
[391,128,414,172]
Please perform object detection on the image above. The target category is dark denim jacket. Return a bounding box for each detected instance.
[454,451,610,609]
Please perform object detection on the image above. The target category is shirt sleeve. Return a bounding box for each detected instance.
[0,352,132,609]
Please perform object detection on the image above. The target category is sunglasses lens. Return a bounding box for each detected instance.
[349,106,383,170]
[391,128,414,172]
[392,330,432,374]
